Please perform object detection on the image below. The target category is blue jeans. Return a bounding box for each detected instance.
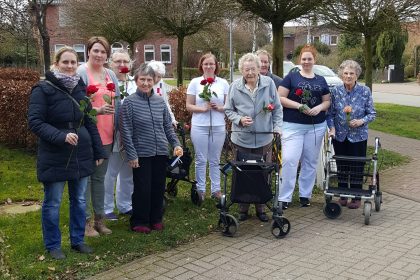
[42,177,88,250]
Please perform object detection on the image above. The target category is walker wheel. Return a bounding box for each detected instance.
[323,202,342,219]
[219,214,238,237]
[271,217,291,238]
[364,201,372,225]
[166,182,178,197]
[191,185,201,206]
[374,192,382,212]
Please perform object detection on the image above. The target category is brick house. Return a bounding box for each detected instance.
[283,24,341,56]
[45,1,177,76]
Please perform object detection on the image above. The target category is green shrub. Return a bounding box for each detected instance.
[404,64,414,79]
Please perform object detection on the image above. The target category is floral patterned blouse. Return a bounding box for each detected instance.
[327,83,376,142]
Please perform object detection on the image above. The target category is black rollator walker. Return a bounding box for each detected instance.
[218,131,291,238]
[323,136,382,225]
[165,124,201,206]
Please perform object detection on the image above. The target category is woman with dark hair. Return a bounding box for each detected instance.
[119,64,183,233]
[186,53,229,201]
[28,46,106,259]
[277,44,331,209]
[77,36,121,236]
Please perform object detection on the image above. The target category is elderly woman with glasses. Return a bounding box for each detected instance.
[224,52,283,222]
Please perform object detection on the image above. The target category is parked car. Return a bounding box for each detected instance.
[283,61,296,77]
[288,64,343,91]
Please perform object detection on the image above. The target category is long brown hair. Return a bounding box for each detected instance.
[197,53,220,75]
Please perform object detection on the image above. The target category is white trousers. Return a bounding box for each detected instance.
[104,151,133,214]
[191,125,225,193]
[278,122,326,202]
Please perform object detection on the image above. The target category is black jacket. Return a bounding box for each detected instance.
[28,71,106,183]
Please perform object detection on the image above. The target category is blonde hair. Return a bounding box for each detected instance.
[50,46,78,71]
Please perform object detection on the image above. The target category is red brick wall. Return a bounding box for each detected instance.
[133,34,178,77]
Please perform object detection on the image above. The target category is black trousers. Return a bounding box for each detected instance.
[332,138,367,190]
[130,155,167,228]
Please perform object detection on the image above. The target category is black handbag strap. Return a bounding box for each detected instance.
[44,80,81,108]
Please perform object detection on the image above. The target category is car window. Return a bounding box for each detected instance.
[313,65,335,77]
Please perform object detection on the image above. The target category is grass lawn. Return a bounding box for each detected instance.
[164,79,190,87]
[0,103,416,279]
[370,103,420,140]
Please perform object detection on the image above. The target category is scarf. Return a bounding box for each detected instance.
[53,71,81,92]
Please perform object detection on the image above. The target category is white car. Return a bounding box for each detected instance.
[288,64,343,91]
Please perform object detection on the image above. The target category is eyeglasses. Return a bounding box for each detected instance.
[113,60,130,64]
[203,63,215,66]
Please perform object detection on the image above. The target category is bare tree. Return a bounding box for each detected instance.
[235,0,326,77]
[319,0,420,90]
[64,0,151,54]
[28,0,55,73]
[143,0,238,86]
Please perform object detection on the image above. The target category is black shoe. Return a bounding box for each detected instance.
[71,243,93,254]
[300,197,311,207]
[256,212,269,222]
[281,202,289,210]
[238,212,250,221]
[49,248,65,260]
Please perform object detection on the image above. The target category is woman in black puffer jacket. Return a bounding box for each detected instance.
[28,46,106,260]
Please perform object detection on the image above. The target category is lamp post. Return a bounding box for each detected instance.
[229,18,234,83]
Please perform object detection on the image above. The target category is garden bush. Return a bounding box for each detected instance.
[168,85,192,126]
[0,68,39,150]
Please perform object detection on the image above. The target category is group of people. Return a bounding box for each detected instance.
[28,39,376,260]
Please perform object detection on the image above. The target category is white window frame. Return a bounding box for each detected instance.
[320,34,330,45]
[73,44,86,64]
[160,44,171,63]
[58,6,71,27]
[144,45,155,62]
[312,36,320,43]
[330,35,338,46]
[54,44,66,53]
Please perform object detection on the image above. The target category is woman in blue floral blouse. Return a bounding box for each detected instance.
[327,60,376,209]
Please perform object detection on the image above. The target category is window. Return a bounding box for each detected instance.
[144,45,155,62]
[58,6,71,27]
[330,35,338,46]
[160,44,171,63]
[54,44,65,53]
[73,44,86,64]
[312,36,320,43]
[320,34,330,45]
[111,42,123,54]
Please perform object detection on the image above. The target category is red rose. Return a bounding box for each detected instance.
[266,103,275,111]
[106,82,116,91]
[206,77,215,84]
[295,88,303,96]
[200,79,207,85]
[119,66,130,74]
[86,85,99,97]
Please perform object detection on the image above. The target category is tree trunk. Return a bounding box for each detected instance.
[271,22,285,77]
[364,34,373,91]
[177,36,184,86]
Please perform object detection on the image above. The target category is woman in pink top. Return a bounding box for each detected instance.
[77,36,121,237]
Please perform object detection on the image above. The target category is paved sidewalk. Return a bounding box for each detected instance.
[89,131,420,280]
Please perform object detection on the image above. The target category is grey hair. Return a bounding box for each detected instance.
[148,60,166,76]
[338,60,362,78]
[134,63,155,81]
[238,53,261,72]
[255,49,271,62]
[110,49,131,61]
